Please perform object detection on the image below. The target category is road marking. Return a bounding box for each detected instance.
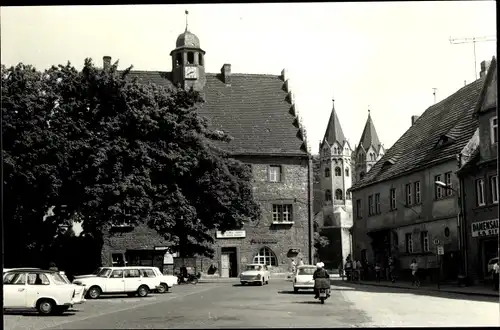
[37,285,219,330]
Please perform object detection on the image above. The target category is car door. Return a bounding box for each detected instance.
[3,272,27,308]
[26,273,52,308]
[105,269,125,293]
[124,269,141,292]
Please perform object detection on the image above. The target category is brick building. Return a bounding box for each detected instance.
[314,101,384,269]
[100,26,313,277]
[457,58,498,283]
[348,65,490,281]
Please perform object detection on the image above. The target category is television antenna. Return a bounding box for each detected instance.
[449,36,496,79]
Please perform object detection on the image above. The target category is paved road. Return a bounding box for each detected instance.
[4,280,499,329]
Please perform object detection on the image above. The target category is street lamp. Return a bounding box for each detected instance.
[434,180,466,280]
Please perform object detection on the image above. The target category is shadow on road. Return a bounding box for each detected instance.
[332,281,498,303]
[232,283,262,287]
[4,310,76,317]
[292,301,323,305]
[91,294,159,300]
[277,290,313,295]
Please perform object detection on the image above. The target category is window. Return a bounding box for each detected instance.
[491,116,498,144]
[435,174,443,199]
[124,269,141,278]
[420,231,429,252]
[368,195,374,216]
[112,253,126,266]
[140,269,155,278]
[268,165,282,182]
[175,53,182,66]
[333,147,338,154]
[4,272,26,285]
[345,168,349,177]
[325,189,332,201]
[390,188,396,210]
[335,189,343,200]
[476,178,485,206]
[187,52,194,64]
[272,204,293,223]
[27,273,50,285]
[414,181,421,204]
[375,193,381,214]
[356,199,362,219]
[491,175,498,204]
[405,233,413,253]
[111,270,124,278]
[253,247,278,266]
[325,168,330,177]
[444,172,453,196]
[198,53,203,66]
[335,167,341,176]
[405,183,412,206]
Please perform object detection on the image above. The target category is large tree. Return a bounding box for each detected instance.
[2,59,261,265]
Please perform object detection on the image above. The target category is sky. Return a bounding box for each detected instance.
[1,2,497,155]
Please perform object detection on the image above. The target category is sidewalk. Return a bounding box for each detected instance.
[335,278,499,298]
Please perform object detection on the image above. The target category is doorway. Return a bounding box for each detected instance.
[220,247,238,278]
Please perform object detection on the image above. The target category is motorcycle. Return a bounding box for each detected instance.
[314,277,331,304]
[177,272,200,285]
[317,288,330,304]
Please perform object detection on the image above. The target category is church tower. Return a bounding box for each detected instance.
[316,98,353,269]
[170,11,206,91]
[353,110,385,183]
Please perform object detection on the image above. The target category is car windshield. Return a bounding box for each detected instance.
[49,273,68,285]
[246,265,262,271]
[98,268,112,277]
[298,267,316,275]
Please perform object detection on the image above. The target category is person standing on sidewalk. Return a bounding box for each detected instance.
[493,260,499,291]
[410,259,419,286]
[388,257,396,283]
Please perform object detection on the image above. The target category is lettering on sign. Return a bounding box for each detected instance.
[471,219,499,238]
[250,239,278,245]
[436,246,444,255]
[216,230,246,239]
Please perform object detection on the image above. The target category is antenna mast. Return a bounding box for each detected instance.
[449,36,496,79]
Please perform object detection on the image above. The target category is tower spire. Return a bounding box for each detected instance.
[185,10,189,32]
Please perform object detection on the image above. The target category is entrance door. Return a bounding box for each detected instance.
[221,253,230,278]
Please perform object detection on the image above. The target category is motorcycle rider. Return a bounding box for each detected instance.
[313,262,330,299]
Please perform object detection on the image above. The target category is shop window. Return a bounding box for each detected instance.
[252,247,278,266]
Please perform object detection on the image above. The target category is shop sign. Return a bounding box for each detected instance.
[216,230,246,239]
[471,219,499,238]
[250,238,278,245]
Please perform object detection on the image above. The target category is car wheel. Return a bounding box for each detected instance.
[158,283,168,293]
[137,285,149,297]
[37,299,55,316]
[294,288,299,293]
[87,286,101,299]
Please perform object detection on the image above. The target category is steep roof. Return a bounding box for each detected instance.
[126,71,307,156]
[357,112,381,152]
[350,76,486,191]
[323,100,347,147]
[474,56,497,115]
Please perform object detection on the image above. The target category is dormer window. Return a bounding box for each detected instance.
[187,52,194,64]
[198,53,204,66]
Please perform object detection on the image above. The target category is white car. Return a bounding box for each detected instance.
[149,267,177,293]
[239,264,270,286]
[3,269,76,315]
[73,267,103,280]
[293,265,317,293]
[72,267,161,299]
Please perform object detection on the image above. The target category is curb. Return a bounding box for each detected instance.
[341,281,499,298]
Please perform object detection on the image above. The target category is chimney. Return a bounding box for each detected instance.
[221,64,231,85]
[411,115,420,126]
[103,56,112,70]
[479,60,492,78]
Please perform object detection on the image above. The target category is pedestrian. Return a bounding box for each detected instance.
[493,260,499,291]
[410,259,419,286]
[352,258,358,281]
[388,256,396,283]
[345,257,353,281]
[49,262,59,272]
[356,259,362,281]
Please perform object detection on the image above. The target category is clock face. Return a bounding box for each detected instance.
[184,66,198,80]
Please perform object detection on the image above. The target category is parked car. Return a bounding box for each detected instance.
[72,267,161,299]
[293,265,317,293]
[3,268,86,305]
[148,267,177,293]
[239,264,270,286]
[3,269,76,315]
[73,267,104,280]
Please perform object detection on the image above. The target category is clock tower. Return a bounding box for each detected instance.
[170,12,206,91]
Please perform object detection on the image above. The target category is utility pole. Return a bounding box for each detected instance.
[449,36,496,80]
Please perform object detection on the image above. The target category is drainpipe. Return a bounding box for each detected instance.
[307,155,314,264]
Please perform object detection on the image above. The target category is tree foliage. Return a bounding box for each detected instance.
[2,59,261,264]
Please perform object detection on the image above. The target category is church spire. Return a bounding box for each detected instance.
[323,97,346,146]
[358,108,381,151]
